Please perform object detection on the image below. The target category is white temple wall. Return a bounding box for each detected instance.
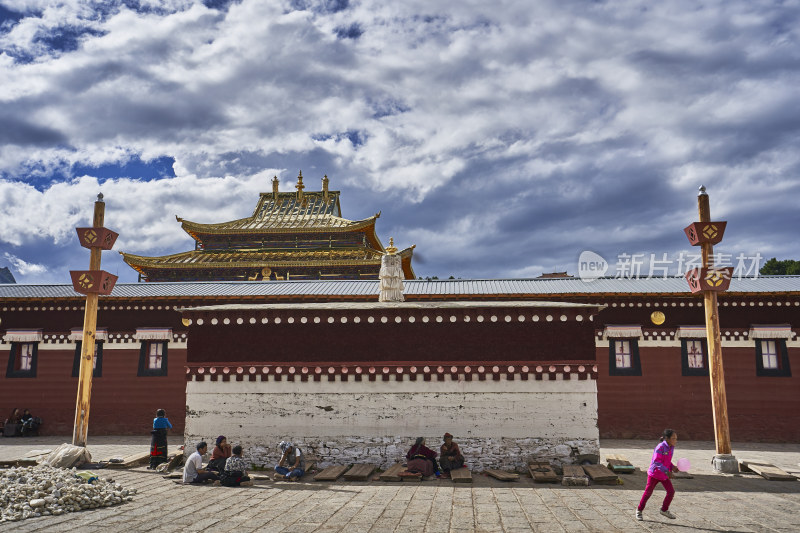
[185,375,599,471]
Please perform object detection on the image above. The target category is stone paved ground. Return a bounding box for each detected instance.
[1,437,798,532]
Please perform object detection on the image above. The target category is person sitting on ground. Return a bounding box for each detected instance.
[183,442,220,484]
[439,433,464,476]
[406,437,441,477]
[4,408,23,437]
[207,435,232,473]
[20,409,42,437]
[274,441,305,481]
[221,445,253,487]
[149,409,173,469]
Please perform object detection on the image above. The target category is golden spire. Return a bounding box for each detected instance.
[322,174,329,203]
[295,171,305,202]
[272,176,279,200]
[386,237,398,255]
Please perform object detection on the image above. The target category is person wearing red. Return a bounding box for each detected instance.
[637,429,679,521]
[406,437,441,477]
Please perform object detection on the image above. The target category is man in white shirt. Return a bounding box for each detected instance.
[183,442,219,484]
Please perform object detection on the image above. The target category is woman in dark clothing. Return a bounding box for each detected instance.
[406,437,440,477]
[149,409,173,469]
[207,435,232,473]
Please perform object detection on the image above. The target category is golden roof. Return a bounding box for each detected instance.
[177,191,381,236]
[122,248,386,270]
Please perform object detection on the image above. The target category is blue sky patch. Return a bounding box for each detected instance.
[73,155,176,182]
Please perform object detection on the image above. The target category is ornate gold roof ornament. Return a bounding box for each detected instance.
[322,174,329,203]
[379,237,404,302]
[272,176,279,200]
[295,171,305,203]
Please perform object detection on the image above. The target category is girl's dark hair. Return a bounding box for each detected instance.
[414,437,424,447]
[661,429,676,442]
[233,445,243,455]
[156,409,166,417]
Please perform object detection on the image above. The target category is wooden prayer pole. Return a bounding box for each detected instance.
[697,188,732,457]
[72,197,105,447]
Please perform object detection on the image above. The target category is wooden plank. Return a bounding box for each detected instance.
[485,469,519,481]
[0,459,38,468]
[607,459,635,474]
[582,464,618,482]
[562,465,585,477]
[314,465,349,481]
[105,451,150,469]
[379,463,405,482]
[450,467,472,483]
[400,472,422,482]
[741,462,798,481]
[528,462,558,484]
[343,464,376,481]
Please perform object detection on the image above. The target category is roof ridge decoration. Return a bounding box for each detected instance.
[174,173,384,235]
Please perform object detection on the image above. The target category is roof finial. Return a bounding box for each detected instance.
[296,171,305,202]
[97,193,104,203]
[698,185,707,197]
[386,237,398,255]
[272,176,279,200]
[322,174,329,203]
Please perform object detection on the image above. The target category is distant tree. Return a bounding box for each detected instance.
[448,276,455,279]
[760,258,800,276]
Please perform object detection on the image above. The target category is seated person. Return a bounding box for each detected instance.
[439,433,465,475]
[406,437,440,477]
[183,442,220,484]
[4,409,23,437]
[20,409,42,436]
[221,445,253,487]
[274,441,305,481]
[207,435,232,472]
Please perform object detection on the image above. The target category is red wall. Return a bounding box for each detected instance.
[185,305,599,366]
[1,345,186,436]
[596,344,800,442]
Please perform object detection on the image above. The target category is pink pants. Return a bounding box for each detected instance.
[638,475,675,511]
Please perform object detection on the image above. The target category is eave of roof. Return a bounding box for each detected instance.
[2,276,799,300]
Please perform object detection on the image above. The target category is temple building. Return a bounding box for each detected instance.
[121,172,415,282]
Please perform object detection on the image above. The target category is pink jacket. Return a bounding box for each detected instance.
[647,441,675,481]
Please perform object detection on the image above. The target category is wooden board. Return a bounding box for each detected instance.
[582,464,618,482]
[450,467,472,483]
[314,465,349,481]
[485,469,519,481]
[606,456,635,473]
[400,472,422,482]
[528,462,558,484]
[562,465,586,477]
[741,462,798,481]
[343,464,376,481]
[0,459,38,468]
[379,463,405,482]
[105,451,150,469]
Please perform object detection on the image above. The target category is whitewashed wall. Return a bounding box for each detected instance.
[185,376,599,471]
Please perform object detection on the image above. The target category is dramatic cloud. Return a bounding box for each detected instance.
[1,0,799,283]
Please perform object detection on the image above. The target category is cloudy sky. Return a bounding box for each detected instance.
[1,0,799,284]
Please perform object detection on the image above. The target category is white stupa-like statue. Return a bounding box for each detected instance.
[379,238,404,302]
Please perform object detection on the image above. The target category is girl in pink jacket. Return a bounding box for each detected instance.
[636,429,678,521]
